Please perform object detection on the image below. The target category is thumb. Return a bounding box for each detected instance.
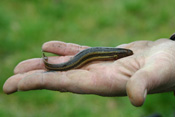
[126,69,149,107]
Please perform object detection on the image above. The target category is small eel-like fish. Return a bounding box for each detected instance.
[43,47,133,71]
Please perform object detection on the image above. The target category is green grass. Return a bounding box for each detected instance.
[1,0,175,116]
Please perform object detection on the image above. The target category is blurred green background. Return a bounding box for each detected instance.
[0,0,175,117]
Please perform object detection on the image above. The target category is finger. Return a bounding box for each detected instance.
[17,70,119,96]
[14,56,72,74]
[126,69,148,107]
[42,41,90,55]
[14,58,44,74]
[126,59,172,107]
[17,70,95,93]
[3,70,44,94]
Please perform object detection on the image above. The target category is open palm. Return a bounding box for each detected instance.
[3,39,175,106]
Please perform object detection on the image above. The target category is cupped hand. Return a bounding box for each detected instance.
[3,39,175,107]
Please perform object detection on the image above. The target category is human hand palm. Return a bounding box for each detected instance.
[3,39,175,107]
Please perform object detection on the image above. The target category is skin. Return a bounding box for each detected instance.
[3,39,175,107]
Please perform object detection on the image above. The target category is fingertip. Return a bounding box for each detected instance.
[41,41,49,51]
[42,41,57,51]
[14,62,21,74]
[3,77,18,94]
[129,89,147,107]
[14,58,44,74]
[3,82,12,94]
[42,41,66,53]
[126,79,147,107]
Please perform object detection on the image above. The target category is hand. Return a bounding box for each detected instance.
[3,39,175,107]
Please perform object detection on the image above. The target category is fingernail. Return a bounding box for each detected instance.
[144,89,147,99]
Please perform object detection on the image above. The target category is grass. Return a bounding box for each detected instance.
[0,0,175,116]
